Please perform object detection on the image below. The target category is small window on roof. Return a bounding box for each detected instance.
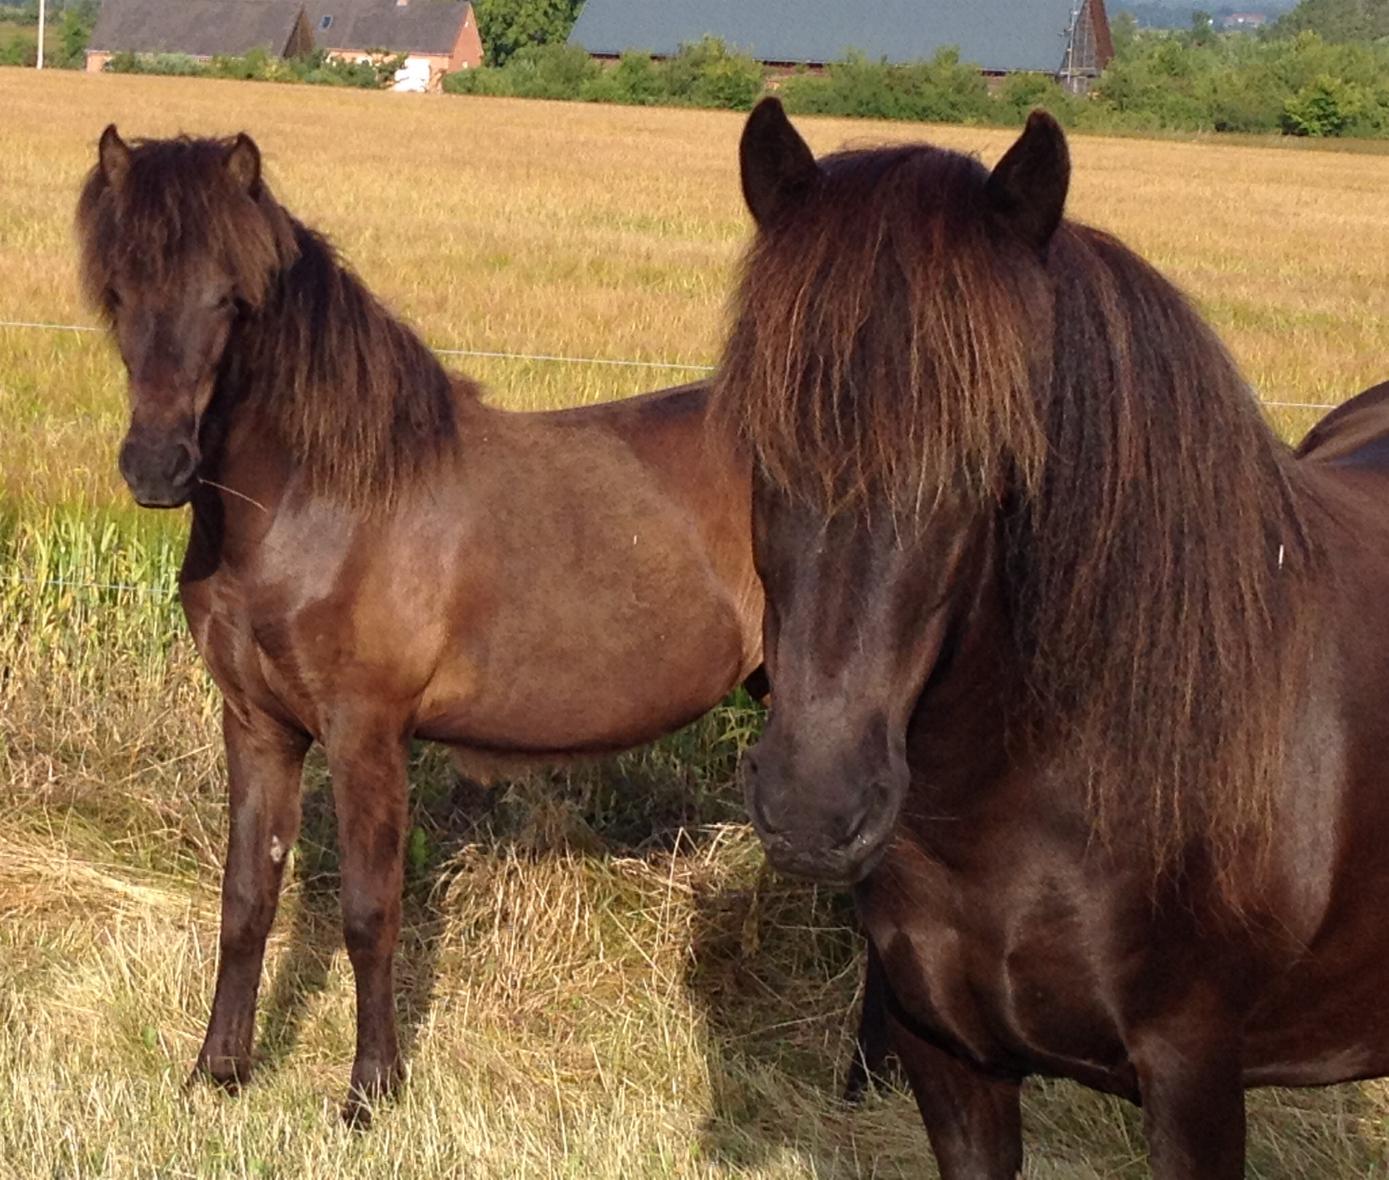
[319,14,333,30]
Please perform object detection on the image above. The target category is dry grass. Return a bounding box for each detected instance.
[4,69,1389,1177]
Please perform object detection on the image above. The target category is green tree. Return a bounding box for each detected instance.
[1276,0,1389,41]
[473,0,585,66]
[55,2,95,66]
[1189,10,1216,45]
[1110,10,1140,54]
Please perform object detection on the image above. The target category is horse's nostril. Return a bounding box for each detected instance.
[843,801,872,844]
[747,785,783,837]
[117,438,140,482]
[167,443,198,485]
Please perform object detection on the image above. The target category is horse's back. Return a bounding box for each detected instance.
[1296,381,1389,470]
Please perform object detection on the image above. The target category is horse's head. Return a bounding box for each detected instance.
[76,127,296,507]
[722,102,1069,883]
[744,481,994,883]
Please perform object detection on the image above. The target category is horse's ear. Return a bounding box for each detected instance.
[986,110,1070,251]
[740,97,819,228]
[98,124,131,190]
[224,133,262,196]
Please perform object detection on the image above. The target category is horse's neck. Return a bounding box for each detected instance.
[197,350,299,540]
[905,517,1018,796]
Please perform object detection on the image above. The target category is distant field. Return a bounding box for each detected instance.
[0,19,57,60]
[4,68,1389,1178]
[0,19,34,46]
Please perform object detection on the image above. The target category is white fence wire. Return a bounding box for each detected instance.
[0,317,716,374]
[0,314,1351,600]
[0,317,1340,407]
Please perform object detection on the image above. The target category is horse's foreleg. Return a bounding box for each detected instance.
[194,704,308,1090]
[1132,1022,1246,1179]
[889,1011,1023,1179]
[842,940,891,1103]
[325,717,409,1127]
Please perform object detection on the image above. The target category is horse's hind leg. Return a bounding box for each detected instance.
[890,1011,1023,1179]
[324,714,410,1127]
[194,705,308,1090]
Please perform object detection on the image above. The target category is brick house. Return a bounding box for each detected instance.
[306,0,482,89]
[86,0,315,72]
[570,0,1115,92]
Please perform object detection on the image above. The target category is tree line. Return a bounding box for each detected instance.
[444,18,1389,139]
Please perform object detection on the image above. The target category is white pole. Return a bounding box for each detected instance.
[36,0,45,69]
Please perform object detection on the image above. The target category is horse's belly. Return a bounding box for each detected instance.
[414,589,749,753]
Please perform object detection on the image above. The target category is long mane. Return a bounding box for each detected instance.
[76,135,462,504]
[716,142,1320,880]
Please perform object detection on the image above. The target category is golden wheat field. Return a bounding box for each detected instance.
[4,67,1389,1179]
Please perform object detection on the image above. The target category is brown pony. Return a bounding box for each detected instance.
[74,127,778,1123]
[719,98,1389,1177]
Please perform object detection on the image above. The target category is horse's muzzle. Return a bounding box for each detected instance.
[744,750,899,884]
[119,435,198,508]
[758,823,893,885]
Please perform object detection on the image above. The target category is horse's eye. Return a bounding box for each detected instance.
[213,293,236,313]
[106,288,122,309]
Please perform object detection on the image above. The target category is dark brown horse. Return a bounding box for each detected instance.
[718,98,1389,1177]
[74,127,778,1123]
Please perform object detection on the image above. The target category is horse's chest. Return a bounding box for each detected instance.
[859,844,1134,1092]
[180,580,288,720]
[181,569,347,737]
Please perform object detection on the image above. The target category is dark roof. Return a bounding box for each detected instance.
[89,0,308,56]
[304,0,471,54]
[570,0,1096,73]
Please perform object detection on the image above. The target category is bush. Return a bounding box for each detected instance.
[207,46,271,80]
[661,37,763,109]
[996,72,1074,125]
[443,64,515,96]
[779,49,994,124]
[493,41,598,99]
[445,43,600,98]
[1282,74,1366,135]
[106,51,204,76]
[579,51,666,105]
[449,36,763,110]
[100,47,397,88]
[0,38,31,66]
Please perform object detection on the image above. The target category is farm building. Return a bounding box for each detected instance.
[85,0,315,72]
[570,0,1115,90]
[305,0,482,88]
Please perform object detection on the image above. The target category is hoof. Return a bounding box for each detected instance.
[841,1055,895,1104]
[340,1061,403,1129]
[340,1096,374,1130]
[189,1053,252,1095]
